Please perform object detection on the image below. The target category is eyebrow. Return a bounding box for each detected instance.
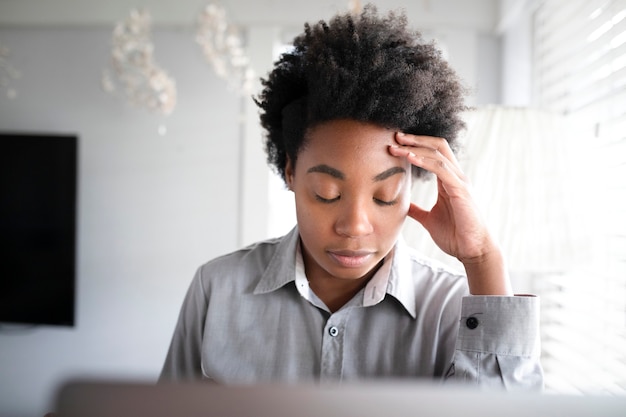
[372,166,406,182]
[306,164,406,182]
[307,164,344,179]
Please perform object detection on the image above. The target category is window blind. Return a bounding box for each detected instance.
[533,0,626,394]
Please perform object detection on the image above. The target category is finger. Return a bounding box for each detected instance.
[395,132,462,170]
[388,144,466,188]
[392,135,465,182]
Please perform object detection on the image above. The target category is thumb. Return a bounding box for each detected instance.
[407,202,429,225]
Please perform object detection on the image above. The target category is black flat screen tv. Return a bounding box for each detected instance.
[0,133,77,326]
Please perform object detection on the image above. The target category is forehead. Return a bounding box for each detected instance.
[298,119,403,173]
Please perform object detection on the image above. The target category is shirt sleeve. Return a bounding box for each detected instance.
[159,267,208,381]
[445,295,544,391]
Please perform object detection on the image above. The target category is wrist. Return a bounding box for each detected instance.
[461,243,513,296]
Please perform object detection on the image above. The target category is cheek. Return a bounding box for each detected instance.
[373,185,411,227]
[388,203,410,228]
[293,193,330,231]
[395,180,413,212]
[384,186,412,229]
[400,185,413,211]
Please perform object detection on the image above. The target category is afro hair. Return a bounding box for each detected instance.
[255,5,468,183]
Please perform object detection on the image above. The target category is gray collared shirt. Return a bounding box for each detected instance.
[160,227,543,390]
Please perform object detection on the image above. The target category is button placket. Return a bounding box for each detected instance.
[320,314,346,381]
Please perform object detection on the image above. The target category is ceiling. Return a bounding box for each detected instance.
[0,0,500,32]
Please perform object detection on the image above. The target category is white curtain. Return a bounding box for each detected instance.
[402,105,626,393]
[402,105,593,287]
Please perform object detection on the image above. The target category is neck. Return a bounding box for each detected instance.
[309,275,368,313]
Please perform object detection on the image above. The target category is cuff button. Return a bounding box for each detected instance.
[466,317,479,329]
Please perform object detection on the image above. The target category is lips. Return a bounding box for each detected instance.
[327,249,375,268]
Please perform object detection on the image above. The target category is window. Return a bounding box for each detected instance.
[533,0,626,394]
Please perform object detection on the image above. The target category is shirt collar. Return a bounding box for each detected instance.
[253,226,417,319]
[386,237,418,318]
[252,226,300,294]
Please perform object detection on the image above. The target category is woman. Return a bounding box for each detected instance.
[160,5,542,389]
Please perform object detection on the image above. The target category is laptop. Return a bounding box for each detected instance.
[55,379,626,417]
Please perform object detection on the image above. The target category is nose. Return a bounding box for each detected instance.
[334,200,374,238]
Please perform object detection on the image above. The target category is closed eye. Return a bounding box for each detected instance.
[315,194,340,204]
[374,198,398,206]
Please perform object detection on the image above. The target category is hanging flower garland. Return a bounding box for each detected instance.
[102,9,177,115]
[195,2,254,94]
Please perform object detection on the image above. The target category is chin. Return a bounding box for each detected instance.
[324,263,380,281]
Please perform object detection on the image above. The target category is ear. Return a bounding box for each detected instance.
[284,156,295,190]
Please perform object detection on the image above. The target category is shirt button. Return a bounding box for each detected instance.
[328,326,339,337]
[466,317,479,330]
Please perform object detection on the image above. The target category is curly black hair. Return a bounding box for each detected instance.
[255,5,467,182]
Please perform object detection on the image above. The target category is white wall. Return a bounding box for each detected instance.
[0,2,503,416]
[0,26,241,417]
[499,0,534,106]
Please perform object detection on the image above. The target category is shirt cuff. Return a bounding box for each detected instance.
[456,295,540,357]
